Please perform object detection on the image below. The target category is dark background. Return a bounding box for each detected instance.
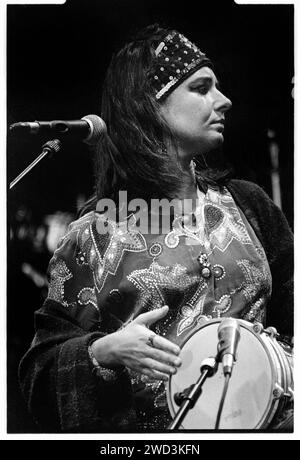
[7,0,294,433]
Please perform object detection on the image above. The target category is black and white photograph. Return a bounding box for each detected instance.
[6,0,295,440]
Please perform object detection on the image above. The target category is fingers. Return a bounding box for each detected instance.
[142,357,177,378]
[140,367,170,382]
[145,346,182,369]
[134,305,169,327]
[113,309,183,382]
[151,333,181,357]
[141,336,182,382]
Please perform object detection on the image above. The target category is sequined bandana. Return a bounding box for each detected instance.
[150,31,213,100]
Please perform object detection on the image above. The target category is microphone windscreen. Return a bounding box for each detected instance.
[82,114,107,145]
[217,318,241,357]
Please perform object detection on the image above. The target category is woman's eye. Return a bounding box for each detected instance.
[195,86,208,95]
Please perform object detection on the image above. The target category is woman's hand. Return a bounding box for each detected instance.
[91,305,181,381]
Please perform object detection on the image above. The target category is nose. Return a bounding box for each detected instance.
[214,89,232,114]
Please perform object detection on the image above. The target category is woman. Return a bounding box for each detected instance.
[19,24,293,432]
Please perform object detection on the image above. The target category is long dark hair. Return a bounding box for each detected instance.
[81,24,231,216]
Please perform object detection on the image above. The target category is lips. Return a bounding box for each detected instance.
[210,119,225,125]
[210,119,225,131]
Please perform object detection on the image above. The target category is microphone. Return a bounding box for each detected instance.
[9,114,107,146]
[217,318,241,376]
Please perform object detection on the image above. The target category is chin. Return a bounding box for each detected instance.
[214,133,224,146]
[199,134,224,154]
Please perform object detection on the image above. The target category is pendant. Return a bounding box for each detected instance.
[201,267,211,279]
[212,264,225,280]
[197,252,211,279]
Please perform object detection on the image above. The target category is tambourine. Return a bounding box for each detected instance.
[166,318,293,429]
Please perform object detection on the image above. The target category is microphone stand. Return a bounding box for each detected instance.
[9,139,61,190]
[167,356,218,430]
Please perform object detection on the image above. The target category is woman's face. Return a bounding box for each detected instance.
[160,66,232,157]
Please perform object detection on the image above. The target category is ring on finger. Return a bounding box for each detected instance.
[147,333,156,348]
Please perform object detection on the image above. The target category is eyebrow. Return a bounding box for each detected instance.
[189,76,220,88]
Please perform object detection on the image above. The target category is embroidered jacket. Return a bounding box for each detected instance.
[19,180,293,432]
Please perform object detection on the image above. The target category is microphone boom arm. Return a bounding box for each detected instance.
[167,356,218,430]
[9,139,61,190]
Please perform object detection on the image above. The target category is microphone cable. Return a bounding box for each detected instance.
[214,373,230,430]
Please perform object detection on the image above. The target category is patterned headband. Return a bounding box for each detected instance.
[150,31,213,100]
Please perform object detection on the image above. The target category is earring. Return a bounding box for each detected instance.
[191,159,197,182]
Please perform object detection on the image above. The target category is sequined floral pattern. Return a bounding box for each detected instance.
[177,293,206,336]
[92,214,147,292]
[47,257,73,307]
[165,214,206,248]
[212,294,232,317]
[128,261,205,315]
[242,298,266,324]
[58,212,147,294]
[78,287,98,311]
[237,259,271,302]
[204,203,252,254]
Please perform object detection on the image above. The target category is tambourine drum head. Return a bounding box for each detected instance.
[167,321,275,429]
